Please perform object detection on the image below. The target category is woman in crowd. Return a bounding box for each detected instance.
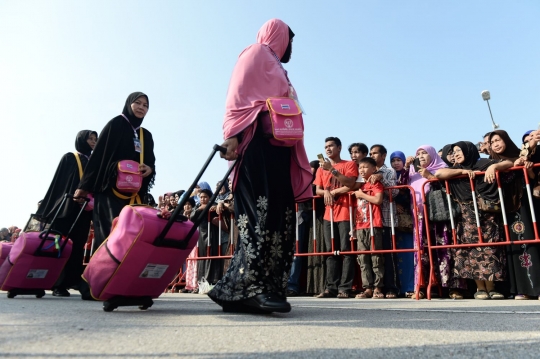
[36,130,97,297]
[491,130,540,299]
[440,145,455,167]
[74,92,156,253]
[207,18,312,313]
[216,179,236,273]
[182,197,198,293]
[435,141,513,299]
[390,151,415,296]
[191,189,223,288]
[407,145,467,299]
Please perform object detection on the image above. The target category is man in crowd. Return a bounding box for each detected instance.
[314,137,358,299]
[368,145,399,298]
[479,132,492,156]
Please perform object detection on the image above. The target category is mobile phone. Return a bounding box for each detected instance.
[413,158,421,172]
[317,154,325,162]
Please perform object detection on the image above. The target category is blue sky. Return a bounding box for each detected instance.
[1,1,539,227]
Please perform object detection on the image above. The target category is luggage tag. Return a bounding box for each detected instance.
[134,138,142,153]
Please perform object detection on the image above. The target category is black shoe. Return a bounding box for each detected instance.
[286,290,299,297]
[242,293,291,313]
[222,301,269,314]
[52,288,70,297]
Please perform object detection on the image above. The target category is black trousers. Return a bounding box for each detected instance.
[323,220,354,294]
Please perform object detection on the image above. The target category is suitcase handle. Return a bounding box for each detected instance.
[154,144,238,249]
[35,194,89,257]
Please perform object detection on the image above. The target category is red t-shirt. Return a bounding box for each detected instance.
[355,181,384,229]
[313,160,359,222]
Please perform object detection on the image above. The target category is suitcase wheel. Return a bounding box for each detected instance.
[7,292,15,299]
[103,302,117,312]
[138,305,149,310]
[35,292,45,299]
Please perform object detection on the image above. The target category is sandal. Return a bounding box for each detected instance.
[488,291,504,300]
[355,289,373,299]
[474,290,490,300]
[385,292,397,299]
[405,291,415,298]
[411,291,425,299]
[373,289,385,299]
[449,290,464,300]
[337,291,350,299]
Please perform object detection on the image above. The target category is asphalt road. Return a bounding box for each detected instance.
[1,292,540,358]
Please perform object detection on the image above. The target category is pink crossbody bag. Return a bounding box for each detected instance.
[116,128,143,194]
[264,97,304,147]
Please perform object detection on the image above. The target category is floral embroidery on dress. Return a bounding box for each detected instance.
[520,252,532,268]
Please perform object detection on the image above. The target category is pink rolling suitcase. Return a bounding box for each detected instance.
[83,144,237,312]
[0,194,88,298]
[0,243,13,268]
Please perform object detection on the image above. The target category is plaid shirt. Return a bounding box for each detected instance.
[375,164,398,227]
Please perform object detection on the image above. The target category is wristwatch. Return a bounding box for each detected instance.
[331,168,339,176]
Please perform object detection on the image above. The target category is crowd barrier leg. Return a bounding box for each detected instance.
[523,168,539,239]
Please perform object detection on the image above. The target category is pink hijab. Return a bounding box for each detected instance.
[408,145,448,211]
[222,19,312,202]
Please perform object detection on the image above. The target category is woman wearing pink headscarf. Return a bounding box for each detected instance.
[207,19,312,314]
[406,145,467,299]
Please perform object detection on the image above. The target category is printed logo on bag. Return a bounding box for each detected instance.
[281,104,290,110]
[126,175,133,183]
[284,119,294,128]
[127,163,133,169]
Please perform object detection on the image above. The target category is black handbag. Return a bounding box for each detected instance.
[427,183,461,222]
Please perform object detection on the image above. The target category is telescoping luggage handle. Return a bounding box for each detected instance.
[154,144,239,249]
[35,193,89,257]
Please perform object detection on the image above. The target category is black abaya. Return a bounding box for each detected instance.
[208,121,296,303]
[78,93,156,250]
[35,130,96,290]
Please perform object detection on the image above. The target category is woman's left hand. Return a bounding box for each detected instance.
[139,164,153,178]
[484,165,496,183]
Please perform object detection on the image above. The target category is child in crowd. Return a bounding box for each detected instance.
[354,157,385,299]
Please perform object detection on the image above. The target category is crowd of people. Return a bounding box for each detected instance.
[4,18,540,317]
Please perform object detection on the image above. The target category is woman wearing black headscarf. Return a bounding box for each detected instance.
[491,130,540,299]
[440,144,455,167]
[435,141,513,299]
[36,130,98,297]
[74,92,155,253]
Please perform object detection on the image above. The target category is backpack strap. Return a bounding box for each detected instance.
[73,152,83,179]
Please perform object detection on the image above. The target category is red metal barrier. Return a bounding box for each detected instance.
[180,185,423,298]
[422,165,540,299]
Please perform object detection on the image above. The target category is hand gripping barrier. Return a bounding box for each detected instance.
[422,165,540,300]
